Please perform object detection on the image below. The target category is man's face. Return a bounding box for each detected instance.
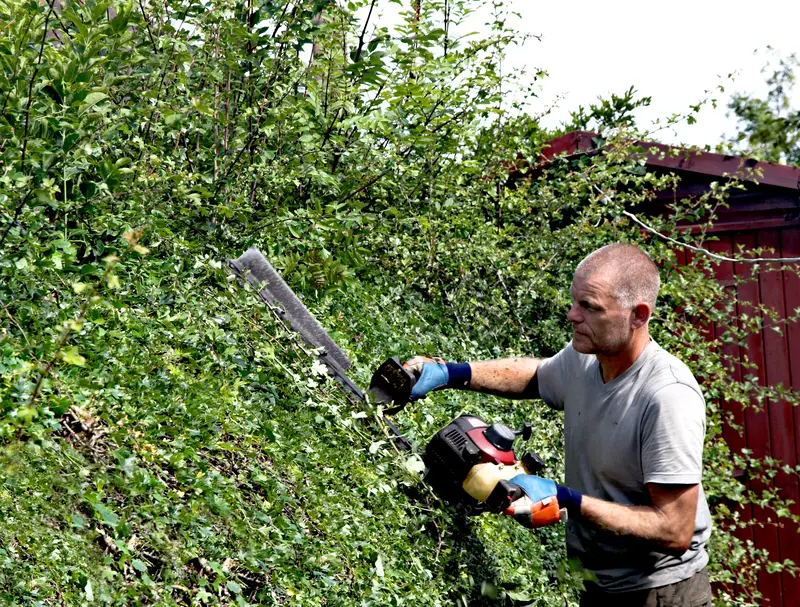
[567,270,633,356]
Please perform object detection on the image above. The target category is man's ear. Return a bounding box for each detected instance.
[630,302,651,329]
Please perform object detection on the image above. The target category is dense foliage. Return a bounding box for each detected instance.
[2,1,798,605]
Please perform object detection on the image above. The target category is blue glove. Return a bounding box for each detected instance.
[405,357,472,399]
[509,474,558,502]
[409,357,449,399]
[505,474,561,528]
[504,474,583,528]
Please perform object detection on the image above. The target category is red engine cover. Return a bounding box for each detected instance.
[466,428,516,466]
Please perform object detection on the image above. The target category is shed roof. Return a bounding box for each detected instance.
[534,130,800,193]
[512,130,800,233]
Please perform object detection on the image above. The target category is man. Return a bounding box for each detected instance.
[406,243,713,607]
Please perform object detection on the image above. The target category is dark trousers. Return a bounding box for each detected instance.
[579,568,713,607]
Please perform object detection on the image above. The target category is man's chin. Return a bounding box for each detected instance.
[570,336,595,354]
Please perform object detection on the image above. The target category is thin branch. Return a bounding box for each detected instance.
[622,209,800,264]
[20,0,56,170]
[443,0,449,57]
[28,307,88,407]
[320,1,379,152]
[139,6,190,150]
[496,268,528,342]
[213,54,312,199]
[593,186,800,264]
[213,25,220,181]
[0,13,35,118]
[353,0,376,64]
[336,166,393,206]
[28,258,120,407]
[0,189,33,249]
[224,69,231,154]
[137,0,158,52]
[0,300,32,348]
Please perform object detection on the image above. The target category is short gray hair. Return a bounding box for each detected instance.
[575,243,660,310]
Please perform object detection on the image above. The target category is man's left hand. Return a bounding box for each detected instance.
[503,474,563,528]
[503,474,583,529]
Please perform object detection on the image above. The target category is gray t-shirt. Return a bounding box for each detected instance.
[537,340,711,592]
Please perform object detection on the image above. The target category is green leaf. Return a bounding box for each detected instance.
[480,581,499,598]
[17,407,38,423]
[506,590,534,601]
[164,113,185,126]
[80,92,109,115]
[62,132,81,152]
[110,9,130,33]
[226,581,242,594]
[62,9,88,38]
[61,347,87,366]
[92,503,119,527]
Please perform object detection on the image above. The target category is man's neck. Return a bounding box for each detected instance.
[597,331,651,383]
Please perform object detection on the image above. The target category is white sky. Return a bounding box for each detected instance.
[498,0,800,148]
[359,1,800,149]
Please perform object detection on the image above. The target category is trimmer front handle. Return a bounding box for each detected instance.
[368,357,417,414]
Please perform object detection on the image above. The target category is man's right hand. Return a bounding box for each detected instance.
[404,356,450,399]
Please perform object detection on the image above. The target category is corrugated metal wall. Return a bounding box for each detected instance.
[681,227,800,607]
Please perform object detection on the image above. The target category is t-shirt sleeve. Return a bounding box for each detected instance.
[641,383,706,485]
[536,345,573,411]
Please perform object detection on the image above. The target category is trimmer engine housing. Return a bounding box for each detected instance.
[422,415,544,515]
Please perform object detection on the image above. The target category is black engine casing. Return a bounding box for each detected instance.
[422,415,492,514]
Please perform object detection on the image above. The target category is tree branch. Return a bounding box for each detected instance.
[593,186,800,263]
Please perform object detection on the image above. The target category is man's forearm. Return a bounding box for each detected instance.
[579,495,693,555]
[466,358,542,399]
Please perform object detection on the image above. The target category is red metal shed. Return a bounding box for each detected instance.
[536,131,800,607]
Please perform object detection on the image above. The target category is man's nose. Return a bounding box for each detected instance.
[567,303,581,324]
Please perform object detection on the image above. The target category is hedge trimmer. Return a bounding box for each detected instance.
[228,248,550,517]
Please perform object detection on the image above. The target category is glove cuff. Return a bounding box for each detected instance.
[556,484,583,516]
[445,362,471,389]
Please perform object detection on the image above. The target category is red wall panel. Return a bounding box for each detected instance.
[708,237,754,531]
[756,230,800,606]
[697,226,800,607]
[731,231,783,606]
[780,229,800,469]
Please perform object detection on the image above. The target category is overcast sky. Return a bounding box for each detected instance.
[498,0,800,148]
[363,1,800,148]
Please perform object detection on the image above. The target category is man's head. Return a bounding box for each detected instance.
[567,243,660,356]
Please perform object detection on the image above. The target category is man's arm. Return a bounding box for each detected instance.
[468,358,543,399]
[578,483,699,555]
[404,357,543,399]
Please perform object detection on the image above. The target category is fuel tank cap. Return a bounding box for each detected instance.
[484,423,516,451]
